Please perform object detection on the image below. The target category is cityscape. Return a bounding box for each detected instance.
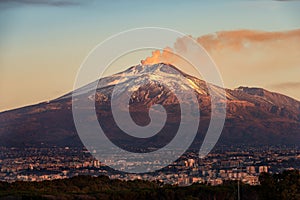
[1,145,298,186]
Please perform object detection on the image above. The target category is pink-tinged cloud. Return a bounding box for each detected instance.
[142,29,300,100]
[196,29,300,70]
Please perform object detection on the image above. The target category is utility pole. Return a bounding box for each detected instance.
[237,162,241,200]
[238,178,240,200]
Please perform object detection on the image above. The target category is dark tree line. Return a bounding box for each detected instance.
[0,170,299,200]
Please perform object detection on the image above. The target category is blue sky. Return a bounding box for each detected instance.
[1,0,300,46]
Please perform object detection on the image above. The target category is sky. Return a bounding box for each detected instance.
[0,0,300,111]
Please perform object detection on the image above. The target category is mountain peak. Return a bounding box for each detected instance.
[235,86,265,96]
[123,63,185,76]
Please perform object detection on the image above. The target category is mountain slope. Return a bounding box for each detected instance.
[0,63,299,148]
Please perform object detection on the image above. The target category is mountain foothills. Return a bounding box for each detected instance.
[0,63,299,148]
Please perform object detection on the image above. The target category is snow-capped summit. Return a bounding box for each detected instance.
[0,63,299,147]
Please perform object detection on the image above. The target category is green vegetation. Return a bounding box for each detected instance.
[0,170,298,200]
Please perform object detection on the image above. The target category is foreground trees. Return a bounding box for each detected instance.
[259,170,300,200]
[0,170,298,200]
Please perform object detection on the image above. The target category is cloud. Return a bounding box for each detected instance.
[141,29,300,100]
[0,0,84,7]
[197,29,300,52]
[195,29,300,74]
[142,29,300,72]
[270,82,300,89]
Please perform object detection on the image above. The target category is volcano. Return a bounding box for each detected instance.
[0,63,299,149]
